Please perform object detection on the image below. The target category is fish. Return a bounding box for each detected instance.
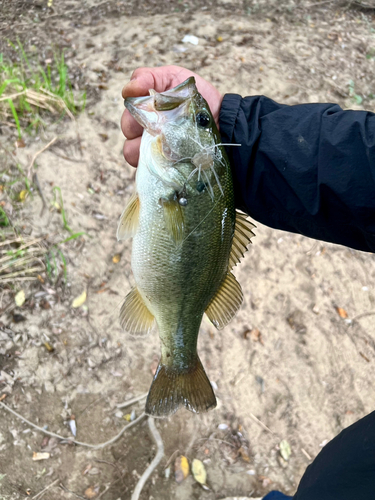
[118,77,255,418]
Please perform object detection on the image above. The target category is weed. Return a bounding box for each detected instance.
[348,80,363,105]
[0,40,86,136]
[0,206,10,227]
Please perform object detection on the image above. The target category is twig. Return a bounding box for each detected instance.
[117,393,148,409]
[59,484,87,500]
[352,311,375,322]
[301,448,312,460]
[131,418,164,500]
[0,401,145,449]
[31,479,60,500]
[164,449,180,470]
[249,413,274,435]
[33,173,47,216]
[27,137,57,179]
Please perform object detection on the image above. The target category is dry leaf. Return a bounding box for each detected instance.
[84,486,99,499]
[279,439,291,461]
[15,290,25,307]
[238,446,251,463]
[174,455,189,483]
[72,290,87,308]
[192,458,206,485]
[44,342,54,352]
[15,138,26,148]
[112,254,121,264]
[32,452,50,461]
[336,307,348,319]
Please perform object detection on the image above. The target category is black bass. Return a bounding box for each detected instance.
[118,77,255,417]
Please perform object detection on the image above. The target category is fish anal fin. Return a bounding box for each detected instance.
[161,198,185,243]
[145,357,216,417]
[229,211,256,269]
[116,192,140,241]
[120,287,155,336]
[205,272,243,330]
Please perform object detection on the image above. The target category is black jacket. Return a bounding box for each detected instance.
[219,95,375,498]
[219,94,375,253]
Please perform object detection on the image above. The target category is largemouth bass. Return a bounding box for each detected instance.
[118,77,255,417]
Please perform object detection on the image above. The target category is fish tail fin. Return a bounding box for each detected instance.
[145,357,216,418]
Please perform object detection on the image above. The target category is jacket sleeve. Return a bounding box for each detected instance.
[219,94,375,253]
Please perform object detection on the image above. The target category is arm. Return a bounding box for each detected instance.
[220,94,375,253]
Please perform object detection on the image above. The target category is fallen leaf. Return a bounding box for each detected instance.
[279,439,291,461]
[72,290,87,308]
[44,342,54,353]
[15,138,26,148]
[112,254,121,264]
[238,446,251,463]
[15,290,25,307]
[19,190,28,202]
[32,452,50,461]
[336,307,348,319]
[84,486,99,499]
[192,458,206,485]
[174,455,189,483]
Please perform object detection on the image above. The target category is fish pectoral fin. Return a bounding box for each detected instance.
[145,357,216,417]
[229,211,256,269]
[205,272,243,330]
[116,191,140,241]
[120,287,155,336]
[161,198,185,243]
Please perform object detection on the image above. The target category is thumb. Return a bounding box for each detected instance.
[122,70,156,99]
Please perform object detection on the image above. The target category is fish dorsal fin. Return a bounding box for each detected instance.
[120,287,155,336]
[161,198,185,243]
[229,211,256,269]
[205,272,243,330]
[116,192,140,241]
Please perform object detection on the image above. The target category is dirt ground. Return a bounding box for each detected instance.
[1,1,375,499]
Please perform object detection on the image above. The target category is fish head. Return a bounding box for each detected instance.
[124,77,220,164]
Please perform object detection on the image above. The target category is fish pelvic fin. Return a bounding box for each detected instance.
[120,287,155,336]
[205,272,243,330]
[117,191,140,241]
[229,211,256,269]
[161,198,185,243]
[145,357,216,418]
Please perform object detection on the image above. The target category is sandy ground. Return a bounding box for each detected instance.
[1,1,375,499]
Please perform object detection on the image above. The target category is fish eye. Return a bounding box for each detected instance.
[196,111,211,128]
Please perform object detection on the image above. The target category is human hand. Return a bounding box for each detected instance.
[121,65,223,167]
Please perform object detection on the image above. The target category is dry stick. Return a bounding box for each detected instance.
[0,401,145,450]
[131,417,164,500]
[117,393,148,409]
[31,478,60,500]
[27,137,57,179]
[249,413,275,435]
[352,311,375,321]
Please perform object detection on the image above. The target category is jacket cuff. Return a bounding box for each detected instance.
[219,94,243,143]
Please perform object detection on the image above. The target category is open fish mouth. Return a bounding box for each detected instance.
[124,77,198,136]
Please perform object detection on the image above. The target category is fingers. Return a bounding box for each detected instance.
[121,108,142,140]
[123,136,141,167]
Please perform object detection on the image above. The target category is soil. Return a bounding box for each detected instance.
[1,1,375,499]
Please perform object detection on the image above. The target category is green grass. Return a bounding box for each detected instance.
[0,39,86,137]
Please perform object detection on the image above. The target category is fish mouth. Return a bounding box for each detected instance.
[124,77,198,136]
